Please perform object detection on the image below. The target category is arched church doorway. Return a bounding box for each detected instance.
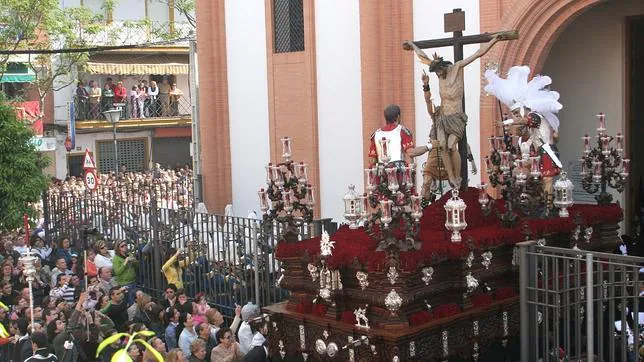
[480,0,643,235]
[541,0,644,235]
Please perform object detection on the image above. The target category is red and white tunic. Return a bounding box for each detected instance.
[526,112,560,177]
[368,124,414,163]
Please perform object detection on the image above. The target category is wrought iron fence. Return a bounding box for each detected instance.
[42,192,336,317]
[518,241,644,362]
[74,92,191,122]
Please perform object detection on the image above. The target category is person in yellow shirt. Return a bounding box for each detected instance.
[162,248,189,289]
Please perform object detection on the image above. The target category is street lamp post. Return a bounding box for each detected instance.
[104,109,122,177]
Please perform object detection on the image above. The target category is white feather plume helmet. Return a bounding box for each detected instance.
[484,65,563,131]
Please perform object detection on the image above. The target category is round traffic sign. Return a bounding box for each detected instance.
[84,170,98,191]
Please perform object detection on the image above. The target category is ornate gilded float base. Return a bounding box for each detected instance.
[264,299,519,361]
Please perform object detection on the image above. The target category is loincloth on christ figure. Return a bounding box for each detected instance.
[430,111,468,148]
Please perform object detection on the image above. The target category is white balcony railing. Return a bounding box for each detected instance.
[79,20,193,47]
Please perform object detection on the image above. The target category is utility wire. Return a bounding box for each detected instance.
[0,37,194,55]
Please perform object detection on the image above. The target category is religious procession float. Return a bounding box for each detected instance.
[254,45,630,361]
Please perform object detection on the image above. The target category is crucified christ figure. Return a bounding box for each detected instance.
[404,31,512,189]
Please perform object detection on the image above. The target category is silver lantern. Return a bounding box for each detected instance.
[444,189,467,243]
[553,171,574,218]
[343,184,362,229]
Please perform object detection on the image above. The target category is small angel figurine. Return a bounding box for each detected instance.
[354,304,370,329]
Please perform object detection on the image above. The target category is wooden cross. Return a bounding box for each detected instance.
[405,9,514,190]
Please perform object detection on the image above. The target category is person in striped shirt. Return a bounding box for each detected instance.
[49,274,75,303]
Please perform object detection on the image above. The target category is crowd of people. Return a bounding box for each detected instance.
[75,77,185,121]
[0,230,271,362]
[47,166,194,210]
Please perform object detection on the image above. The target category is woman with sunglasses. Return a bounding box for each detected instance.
[210,327,242,362]
[112,240,139,306]
[94,240,113,270]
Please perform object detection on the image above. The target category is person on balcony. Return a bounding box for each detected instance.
[75,81,89,120]
[89,81,101,120]
[130,86,139,119]
[105,77,117,93]
[101,83,115,113]
[147,80,159,117]
[114,81,127,103]
[159,78,171,117]
[169,83,183,117]
[137,85,147,119]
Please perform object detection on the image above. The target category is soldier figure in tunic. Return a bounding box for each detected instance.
[368,104,438,167]
[484,65,563,196]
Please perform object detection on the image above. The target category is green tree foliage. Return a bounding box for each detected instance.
[0,98,49,230]
[0,0,104,118]
[154,0,196,28]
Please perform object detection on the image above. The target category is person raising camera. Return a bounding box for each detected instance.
[112,240,139,306]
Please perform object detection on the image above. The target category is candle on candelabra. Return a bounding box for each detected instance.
[592,160,602,184]
[305,186,316,206]
[500,151,510,172]
[379,137,390,163]
[281,136,292,160]
[579,159,588,176]
[410,194,422,221]
[361,193,369,219]
[380,199,393,227]
[582,135,591,155]
[615,133,624,154]
[409,162,416,191]
[265,163,274,184]
[258,189,269,213]
[296,162,309,184]
[483,157,491,173]
[365,167,378,192]
[516,160,527,185]
[282,189,294,212]
[597,113,606,134]
[478,183,489,207]
[600,136,610,156]
[621,159,630,178]
[385,166,399,192]
[272,166,285,188]
[402,165,413,190]
[530,156,541,179]
[496,136,504,151]
[489,136,496,150]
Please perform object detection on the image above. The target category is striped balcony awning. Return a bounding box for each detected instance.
[0,73,36,83]
[85,53,189,75]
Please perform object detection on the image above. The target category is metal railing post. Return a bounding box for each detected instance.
[585,253,594,362]
[150,192,163,296]
[251,221,260,305]
[42,191,51,244]
[519,241,529,362]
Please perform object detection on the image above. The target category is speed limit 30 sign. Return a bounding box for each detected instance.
[84,170,98,191]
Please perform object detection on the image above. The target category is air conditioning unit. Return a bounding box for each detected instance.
[44,130,55,137]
